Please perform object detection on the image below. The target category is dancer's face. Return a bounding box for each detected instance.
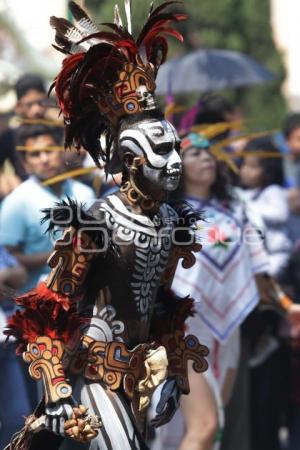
[119,119,182,191]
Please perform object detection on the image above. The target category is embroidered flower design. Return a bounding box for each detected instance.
[207,226,232,248]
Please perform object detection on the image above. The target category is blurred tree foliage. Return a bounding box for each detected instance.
[86,0,286,130]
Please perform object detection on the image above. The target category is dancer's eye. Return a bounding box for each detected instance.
[153,142,173,155]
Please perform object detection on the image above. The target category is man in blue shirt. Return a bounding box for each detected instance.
[0,245,30,448]
[0,124,95,292]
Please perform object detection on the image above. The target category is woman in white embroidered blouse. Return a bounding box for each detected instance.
[152,134,300,450]
[152,133,270,450]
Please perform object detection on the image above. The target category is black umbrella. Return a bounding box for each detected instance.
[156,48,275,94]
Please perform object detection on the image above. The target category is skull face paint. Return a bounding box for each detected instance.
[119,119,182,191]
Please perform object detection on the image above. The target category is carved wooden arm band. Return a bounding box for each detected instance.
[46,227,97,297]
[69,336,149,399]
[23,336,72,404]
[69,336,168,415]
[160,330,209,394]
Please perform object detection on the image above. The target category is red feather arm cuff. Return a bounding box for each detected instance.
[150,289,209,394]
[5,282,85,354]
[4,281,87,405]
[5,225,97,354]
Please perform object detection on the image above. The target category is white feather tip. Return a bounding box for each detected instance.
[124,0,132,34]
[114,4,123,27]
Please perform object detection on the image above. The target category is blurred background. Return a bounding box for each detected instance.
[1,0,300,127]
[1,2,300,450]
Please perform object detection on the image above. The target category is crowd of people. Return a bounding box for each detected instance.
[150,96,300,450]
[1,73,300,450]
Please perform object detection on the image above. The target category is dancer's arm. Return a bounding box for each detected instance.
[5,200,105,440]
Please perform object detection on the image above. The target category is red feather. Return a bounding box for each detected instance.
[15,282,81,311]
[137,12,186,47]
[100,22,133,40]
[143,25,184,42]
[5,300,85,354]
[148,1,184,18]
[146,36,168,68]
[50,1,187,164]
[54,53,85,115]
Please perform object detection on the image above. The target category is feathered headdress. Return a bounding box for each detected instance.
[50,1,186,169]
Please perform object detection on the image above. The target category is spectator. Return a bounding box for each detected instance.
[191,93,242,185]
[240,136,291,277]
[0,245,30,449]
[152,133,270,450]
[279,242,300,450]
[14,74,47,120]
[282,114,300,243]
[194,93,236,142]
[0,171,20,202]
[0,74,48,182]
[282,113,300,188]
[240,136,292,450]
[0,124,95,293]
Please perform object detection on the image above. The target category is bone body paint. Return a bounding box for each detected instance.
[119,119,182,191]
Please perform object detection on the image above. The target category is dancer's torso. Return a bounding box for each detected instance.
[79,194,177,347]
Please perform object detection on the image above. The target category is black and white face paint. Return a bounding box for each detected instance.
[119,119,182,191]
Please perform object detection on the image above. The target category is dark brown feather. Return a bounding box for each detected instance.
[51,1,186,169]
[50,16,75,36]
[69,0,98,34]
[137,12,186,46]
[148,1,183,18]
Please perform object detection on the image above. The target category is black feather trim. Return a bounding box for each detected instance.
[148,1,183,19]
[50,17,77,38]
[170,200,203,245]
[52,44,72,55]
[41,197,105,247]
[170,200,202,226]
[137,12,185,47]
[53,35,72,54]
[69,1,90,22]
[150,287,195,339]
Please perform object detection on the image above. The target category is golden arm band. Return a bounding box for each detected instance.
[160,330,209,394]
[23,336,72,404]
[46,226,97,297]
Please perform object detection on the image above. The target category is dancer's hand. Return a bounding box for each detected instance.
[151,378,181,428]
[45,398,75,436]
[45,399,100,441]
[64,404,101,442]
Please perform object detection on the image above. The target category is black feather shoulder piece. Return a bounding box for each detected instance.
[41,197,106,247]
[170,200,203,227]
[169,200,203,245]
